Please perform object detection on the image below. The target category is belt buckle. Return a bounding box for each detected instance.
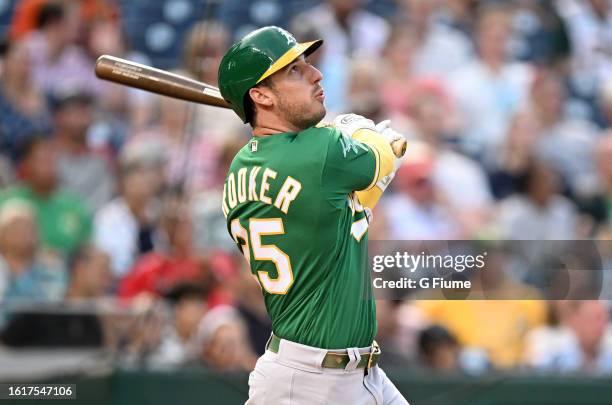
[367,340,380,369]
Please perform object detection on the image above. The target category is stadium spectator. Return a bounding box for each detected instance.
[128,92,219,194]
[79,0,119,27]
[22,2,99,95]
[8,0,47,40]
[412,246,546,369]
[62,245,112,348]
[529,70,599,198]
[523,301,612,373]
[65,245,112,300]
[115,297,166,366]
[0,200,67,303]
[50,89,114,212]
[436,0,478,36]
[417,325,460,372]
[183,21,228,87]
[382,142,461,240]
[557,0,612,89]
[375,299,412,368]
[86,18,154,146]
[118,193,206,300]
[346,58,384,121]
[379,27,417,119]
[447,3,533,159]
[508,0,571,65]
[487,111,541,199]
[220,253,270,355]
[93,141,165,278]
[147,282,207,368]
[405,78,493,236]
[496,158,579,240]
[10,0,118,41]
[196,305,256,371]
[2,244,114,348]
[414,299,544,369]
[396,0,473,76]
[0,37,52,159]
[0,137,92,257]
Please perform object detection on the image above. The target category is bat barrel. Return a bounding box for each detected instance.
[95,55,232,109]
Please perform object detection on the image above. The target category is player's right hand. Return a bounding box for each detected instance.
[376,120,405,157]
[333,114,377,138]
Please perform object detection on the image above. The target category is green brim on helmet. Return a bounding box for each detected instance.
[218,26,323,123]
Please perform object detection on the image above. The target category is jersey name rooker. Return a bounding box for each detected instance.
[222,166,303,217]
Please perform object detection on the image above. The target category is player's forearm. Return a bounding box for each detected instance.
[351,128,395,209]
[352,129,395,188]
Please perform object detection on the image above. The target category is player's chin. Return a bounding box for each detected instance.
[300,106,326,129]
[313,104,326,122]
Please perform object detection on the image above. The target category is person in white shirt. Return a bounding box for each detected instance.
[447,3,533,159]
[497,158,578,240]
[93,142,166,277]
[382,142,461,240]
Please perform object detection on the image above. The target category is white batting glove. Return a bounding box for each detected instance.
[375,119,405,148]
[333,114,377,138]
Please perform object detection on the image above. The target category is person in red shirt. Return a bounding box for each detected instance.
[118,193,234,308]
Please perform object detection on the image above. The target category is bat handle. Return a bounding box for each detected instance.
[391,138,407,158]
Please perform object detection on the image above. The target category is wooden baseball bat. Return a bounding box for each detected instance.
[95,55,231,108]
[94,55,407,157]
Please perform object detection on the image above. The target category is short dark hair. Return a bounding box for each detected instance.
[15,135,49,163]
[163,282,208,305]
[37,3,65,29]
[418,325,458,358]
[49,89,95,112]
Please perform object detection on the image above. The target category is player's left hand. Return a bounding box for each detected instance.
[333,114,377,138]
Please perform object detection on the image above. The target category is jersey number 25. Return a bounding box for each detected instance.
[231,218,294,295]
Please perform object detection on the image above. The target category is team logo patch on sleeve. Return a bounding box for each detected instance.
[339,136,368,158]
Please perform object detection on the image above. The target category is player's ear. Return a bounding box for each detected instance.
[248,86,274,108]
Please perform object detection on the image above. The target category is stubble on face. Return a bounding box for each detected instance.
[272,86,326,131]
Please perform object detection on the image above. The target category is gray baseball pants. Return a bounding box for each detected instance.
[246,337,409,405]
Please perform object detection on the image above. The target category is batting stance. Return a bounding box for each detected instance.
[218,26,409,404]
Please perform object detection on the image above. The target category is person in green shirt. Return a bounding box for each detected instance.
[218,26,408,404]
[0,137,91,258]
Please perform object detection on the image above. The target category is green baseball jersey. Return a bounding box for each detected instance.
[0,185,92,257]
[223,126,378,349]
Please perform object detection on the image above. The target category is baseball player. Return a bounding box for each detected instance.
[218,26,408,404]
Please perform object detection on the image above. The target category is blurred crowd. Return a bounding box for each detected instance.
[0,0,612,376]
